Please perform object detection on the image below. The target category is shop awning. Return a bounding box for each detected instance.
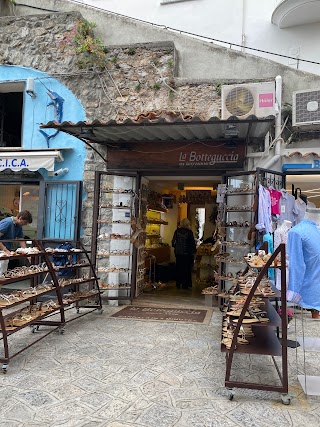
[283,148,320,158]
[40,114,275,144]
[0,149,64,172]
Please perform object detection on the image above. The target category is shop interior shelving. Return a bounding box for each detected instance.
[0,238,102,373]
[145,208,168,247]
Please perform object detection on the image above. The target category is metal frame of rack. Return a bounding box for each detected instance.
[91,171,138,302]
[0,239,102,373]
[223,243,289,404]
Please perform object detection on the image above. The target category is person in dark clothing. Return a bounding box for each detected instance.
[172,218,196,290]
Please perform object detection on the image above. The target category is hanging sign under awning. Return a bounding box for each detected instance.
[107,140,246,171]
[0,150,64,172]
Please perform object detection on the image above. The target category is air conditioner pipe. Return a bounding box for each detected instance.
[255,75,282,169]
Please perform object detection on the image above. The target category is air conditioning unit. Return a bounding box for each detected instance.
[293,89,320,129]
[221,82,276,120]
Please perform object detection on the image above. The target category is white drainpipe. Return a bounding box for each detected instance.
[260,75,282,169]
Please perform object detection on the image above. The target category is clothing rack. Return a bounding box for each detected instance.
[292,186,308,204]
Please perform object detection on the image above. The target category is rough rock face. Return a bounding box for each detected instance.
[0,12,220,122]
[0,11,220,240]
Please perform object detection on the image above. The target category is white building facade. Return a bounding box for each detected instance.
[77,0,320,75]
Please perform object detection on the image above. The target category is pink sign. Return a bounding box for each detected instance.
[259,93,274,108]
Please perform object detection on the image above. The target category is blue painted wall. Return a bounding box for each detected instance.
[0,65,86,182]
[0,65,88,239]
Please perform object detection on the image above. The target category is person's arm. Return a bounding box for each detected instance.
[0,230,11,255]
[0,238,11,255]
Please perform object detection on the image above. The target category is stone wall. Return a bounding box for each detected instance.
[0,11,220,239]
[10,0,320,104]
[0,12,220,122]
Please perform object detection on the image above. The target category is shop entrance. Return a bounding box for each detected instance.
[137,174,221,305]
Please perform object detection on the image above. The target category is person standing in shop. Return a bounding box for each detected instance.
[172,218,196,290]
[0,210,33,274]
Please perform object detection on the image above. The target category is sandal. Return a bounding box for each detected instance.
[12,314,33,326]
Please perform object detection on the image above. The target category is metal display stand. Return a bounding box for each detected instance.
[222,243,290,404]
[0,239,102,373]
[91,171,138,302]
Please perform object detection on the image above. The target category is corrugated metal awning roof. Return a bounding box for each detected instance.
[283,148,320,158]
[41,113,275,144]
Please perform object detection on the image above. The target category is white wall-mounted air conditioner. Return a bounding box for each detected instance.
[221,82,276,120]
[293,89,320,129]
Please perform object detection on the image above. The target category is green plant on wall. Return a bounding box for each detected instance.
[214,83,222,96]
[61,19,107,69]
[126,48,136,56]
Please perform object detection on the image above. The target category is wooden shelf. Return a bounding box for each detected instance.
[145,234,161,239]
[146,220,168,225]
[221,326,282,356]
[147,205,167,213]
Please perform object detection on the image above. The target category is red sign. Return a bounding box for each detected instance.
[107,141,246,171]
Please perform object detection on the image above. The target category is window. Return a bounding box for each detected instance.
[0,89,23,148]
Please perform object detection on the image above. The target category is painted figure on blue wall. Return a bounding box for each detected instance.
[39,89,65,147]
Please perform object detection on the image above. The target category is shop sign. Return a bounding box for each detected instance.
[0,158,29,169]
[283,161,320,171]
[0,154,57,172]
[107,141,246,171]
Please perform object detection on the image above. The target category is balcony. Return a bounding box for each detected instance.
[272,0,320,28]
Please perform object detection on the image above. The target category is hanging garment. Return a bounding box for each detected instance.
[287,219,320,310]
[267,188,282,215]
[274,222,291,290]
[278,190,298,225]
[256,184,272,233]
[262,232,274,280]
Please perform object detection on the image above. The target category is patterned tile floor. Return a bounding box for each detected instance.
[0,295,320,427]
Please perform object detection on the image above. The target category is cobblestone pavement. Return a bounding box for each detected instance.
[0,304,319,427]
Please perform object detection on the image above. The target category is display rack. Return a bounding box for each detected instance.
[222,243,289,404]
[91,172,138,302]
[216,172,256,308]
[0,239,102,372]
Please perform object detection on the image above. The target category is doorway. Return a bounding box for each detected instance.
[137,174,221,306]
